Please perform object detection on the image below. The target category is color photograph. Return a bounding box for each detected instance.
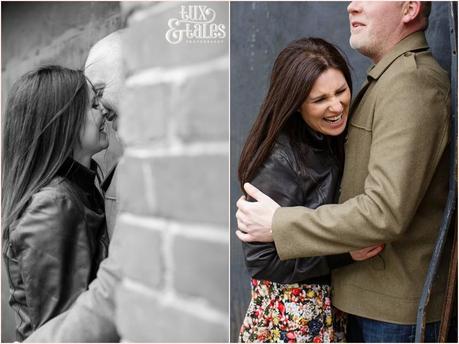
[230,1,456,343]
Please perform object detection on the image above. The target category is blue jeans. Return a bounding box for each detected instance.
[346,314,441,343]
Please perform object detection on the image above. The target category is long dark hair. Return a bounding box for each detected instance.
[2,65,90,245]
[238,37,352,191]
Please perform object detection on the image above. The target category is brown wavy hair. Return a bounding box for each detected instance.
[238,37,352,191]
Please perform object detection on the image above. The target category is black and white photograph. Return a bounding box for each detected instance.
[2,1,229,342]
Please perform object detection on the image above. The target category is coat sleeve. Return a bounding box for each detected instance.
[10,190,90,331]
[242,148,353,283]
[272,64,450,259]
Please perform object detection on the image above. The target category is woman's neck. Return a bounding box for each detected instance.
[72,150,91,168]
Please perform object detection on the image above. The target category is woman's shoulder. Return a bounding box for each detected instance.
[12,177,83,233]
[269,133,299,170]
[272,133,293,157]
[30,176,81,207]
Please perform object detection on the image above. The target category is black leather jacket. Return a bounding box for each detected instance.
[242,127,353,284]
[4,158,109,341]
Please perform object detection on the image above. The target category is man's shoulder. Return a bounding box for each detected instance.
[372,51,450,102]
[412,50,449,88]
[385,50,448,87]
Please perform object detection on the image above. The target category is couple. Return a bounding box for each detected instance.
[237,1,451,343]
[2,32,123,341]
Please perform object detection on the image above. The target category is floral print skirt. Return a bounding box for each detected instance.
[239,279,346,343]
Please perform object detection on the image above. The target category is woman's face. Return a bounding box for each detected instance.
[77,84,109,157]
[299,68,351,136]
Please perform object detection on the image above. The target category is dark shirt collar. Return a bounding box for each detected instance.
[56,157,98,192]
[304,123,329,150]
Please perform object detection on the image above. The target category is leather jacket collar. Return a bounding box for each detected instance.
[302,122,334,153]
[56,157,104,213]
[57,157,99,192]
[304,123,327,149]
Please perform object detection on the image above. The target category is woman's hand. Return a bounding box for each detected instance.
[350,244,385,261]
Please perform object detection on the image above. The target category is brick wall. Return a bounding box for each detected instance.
[113,2,229,341]
[1,2,121,107]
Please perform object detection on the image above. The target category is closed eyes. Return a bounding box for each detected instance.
[312,87,348,103]
[91,88,104,109]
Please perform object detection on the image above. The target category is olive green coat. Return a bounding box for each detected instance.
[272,31,451,324]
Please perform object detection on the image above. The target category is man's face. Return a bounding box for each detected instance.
[348,1,404,62]
[85,33,123,130]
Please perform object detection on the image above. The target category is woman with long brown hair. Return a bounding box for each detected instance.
[238,38,383,342]
[2,65,110,340]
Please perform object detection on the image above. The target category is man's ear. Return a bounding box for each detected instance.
[401,1,421,24]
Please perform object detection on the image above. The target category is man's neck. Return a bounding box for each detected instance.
[371,28,424,64]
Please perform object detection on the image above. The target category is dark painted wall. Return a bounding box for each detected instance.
[1,2,121,341]
[230,1,453,341]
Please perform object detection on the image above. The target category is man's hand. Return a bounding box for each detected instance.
[235,183,280,243]
[350,244,385,261]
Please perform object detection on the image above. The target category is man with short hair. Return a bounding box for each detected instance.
[86,30,124,238]
[25,31,124,342]
[237,2,451,342]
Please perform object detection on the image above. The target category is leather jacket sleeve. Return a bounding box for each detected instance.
[242,145,353,284]
[9,190,94,332]
[24,189,122,343]
[25,255,121,342]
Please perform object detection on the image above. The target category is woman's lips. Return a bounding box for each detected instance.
[323,113,346,129]
[324,113,343,123]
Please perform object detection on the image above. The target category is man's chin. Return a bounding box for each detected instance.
[350,40,373,57]
[349,37,362,50]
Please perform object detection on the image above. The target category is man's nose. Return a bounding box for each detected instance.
[347,1,361,15]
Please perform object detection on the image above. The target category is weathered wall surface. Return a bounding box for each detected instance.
[113,2,229,341]
[1,2,122,106]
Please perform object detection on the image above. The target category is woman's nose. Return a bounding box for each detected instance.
[97,103,111,120]
[99,104,108,117]
[99,101,116,121]
[329,99,344,113]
